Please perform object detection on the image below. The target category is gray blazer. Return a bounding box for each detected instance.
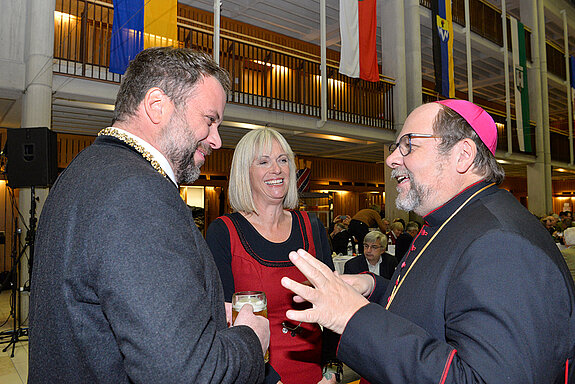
[29,135,264,383]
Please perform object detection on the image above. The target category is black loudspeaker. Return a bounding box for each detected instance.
[6,127,58,188]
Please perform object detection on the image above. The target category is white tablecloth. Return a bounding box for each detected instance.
[332,255,355,274]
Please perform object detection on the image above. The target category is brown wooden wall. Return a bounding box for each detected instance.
[0,129,20,277]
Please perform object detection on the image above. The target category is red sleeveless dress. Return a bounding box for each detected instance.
[219,211,323,384]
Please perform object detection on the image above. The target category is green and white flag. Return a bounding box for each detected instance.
[510,16,531,152]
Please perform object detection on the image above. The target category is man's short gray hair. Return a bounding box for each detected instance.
[364,231,387,250]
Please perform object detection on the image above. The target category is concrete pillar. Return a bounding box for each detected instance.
[404,0,423,112]
[381,0,414,224]
[520,0,551,216]
[381,0,408,132]
[18,0,56,325]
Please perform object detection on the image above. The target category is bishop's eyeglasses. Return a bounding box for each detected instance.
[389,133,440,156]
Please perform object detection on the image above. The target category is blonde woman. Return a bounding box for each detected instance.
[206,127,340,384]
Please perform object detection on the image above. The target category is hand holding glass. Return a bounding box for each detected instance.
[232,291,269,362]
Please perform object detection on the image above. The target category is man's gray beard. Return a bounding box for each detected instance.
[393,170,431,213]
[171,144,201,184]
[160,111,201,185]
[396,186,422,212]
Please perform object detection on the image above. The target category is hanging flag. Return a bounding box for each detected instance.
[431,0,454,98]
[339,0,379,82]
[296,168,311,194]
[110,0,178,75]
[510,17,531,152]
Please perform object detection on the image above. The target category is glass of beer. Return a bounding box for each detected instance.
[231,291,269,362]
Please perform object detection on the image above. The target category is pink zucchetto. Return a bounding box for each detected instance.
[436,99,497,155]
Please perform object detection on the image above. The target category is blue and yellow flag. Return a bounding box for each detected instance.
[432,0,454,98]
[110,0,178,74]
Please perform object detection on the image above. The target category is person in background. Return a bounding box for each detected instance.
[344,231,397,279]
[542,215,564,244]
[561,227,575,283]
[328,214,351,233]
[29,47,269,383]
[394,221,420,262]
[329,221,352,256]
[541,216,556,235]
[281,99,575,383]
[386,221,404,245]
[206,127,341,384]
[348,205,389,252]
[392,217,406,229]
[559,211,574,231]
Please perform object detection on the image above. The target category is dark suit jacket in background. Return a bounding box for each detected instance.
[343,253,398,279]
[330,230,353,255]
[394,232,414,261]
[29,136,264,383]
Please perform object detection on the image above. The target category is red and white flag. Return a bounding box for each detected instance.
[339,0,379,82]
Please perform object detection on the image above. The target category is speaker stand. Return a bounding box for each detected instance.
[0,187,36,357]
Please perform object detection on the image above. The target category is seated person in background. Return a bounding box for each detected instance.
[328,214,351,233]
[394,221,420,262]
[348,205,389,251]
[541,216,555,235]
[392,217,406,229]
[330,222,352,255]
[558,211,574,231]
[542,215,563,244]
[561,227,575,284]
[386,221,404,245]
[344,231,398,279]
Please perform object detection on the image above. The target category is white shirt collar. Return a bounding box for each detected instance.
[110,127,177,185]
[367,256,382,274]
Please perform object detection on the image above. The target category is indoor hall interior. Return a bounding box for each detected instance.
[1,0,575,382]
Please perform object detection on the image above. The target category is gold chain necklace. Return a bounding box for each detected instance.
[98,127,167,178]
[385,183,496,309]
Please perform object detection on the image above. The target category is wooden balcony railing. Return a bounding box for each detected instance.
[53,0,394,130]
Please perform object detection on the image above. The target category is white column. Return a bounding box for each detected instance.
[536,0,553,214]
[464,0,473,102]
[381,0,410,224]
[319,0,327,126]
[213,0,220,64]
[404,0,423,113]
[562,9,573,166]
[521,0,550,216]
[18,0,56,324]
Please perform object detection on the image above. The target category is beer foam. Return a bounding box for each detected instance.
[232,297,266,312]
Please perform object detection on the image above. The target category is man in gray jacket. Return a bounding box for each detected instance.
[29,47,269,383]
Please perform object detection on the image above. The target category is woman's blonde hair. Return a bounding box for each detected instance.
[228,127,298,213]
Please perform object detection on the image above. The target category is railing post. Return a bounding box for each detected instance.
[318,0,327,127]
[561,9,573,166]
[502,0,512,156]
[213,0,220,64]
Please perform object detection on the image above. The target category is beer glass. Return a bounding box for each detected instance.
[231,290,269,362]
